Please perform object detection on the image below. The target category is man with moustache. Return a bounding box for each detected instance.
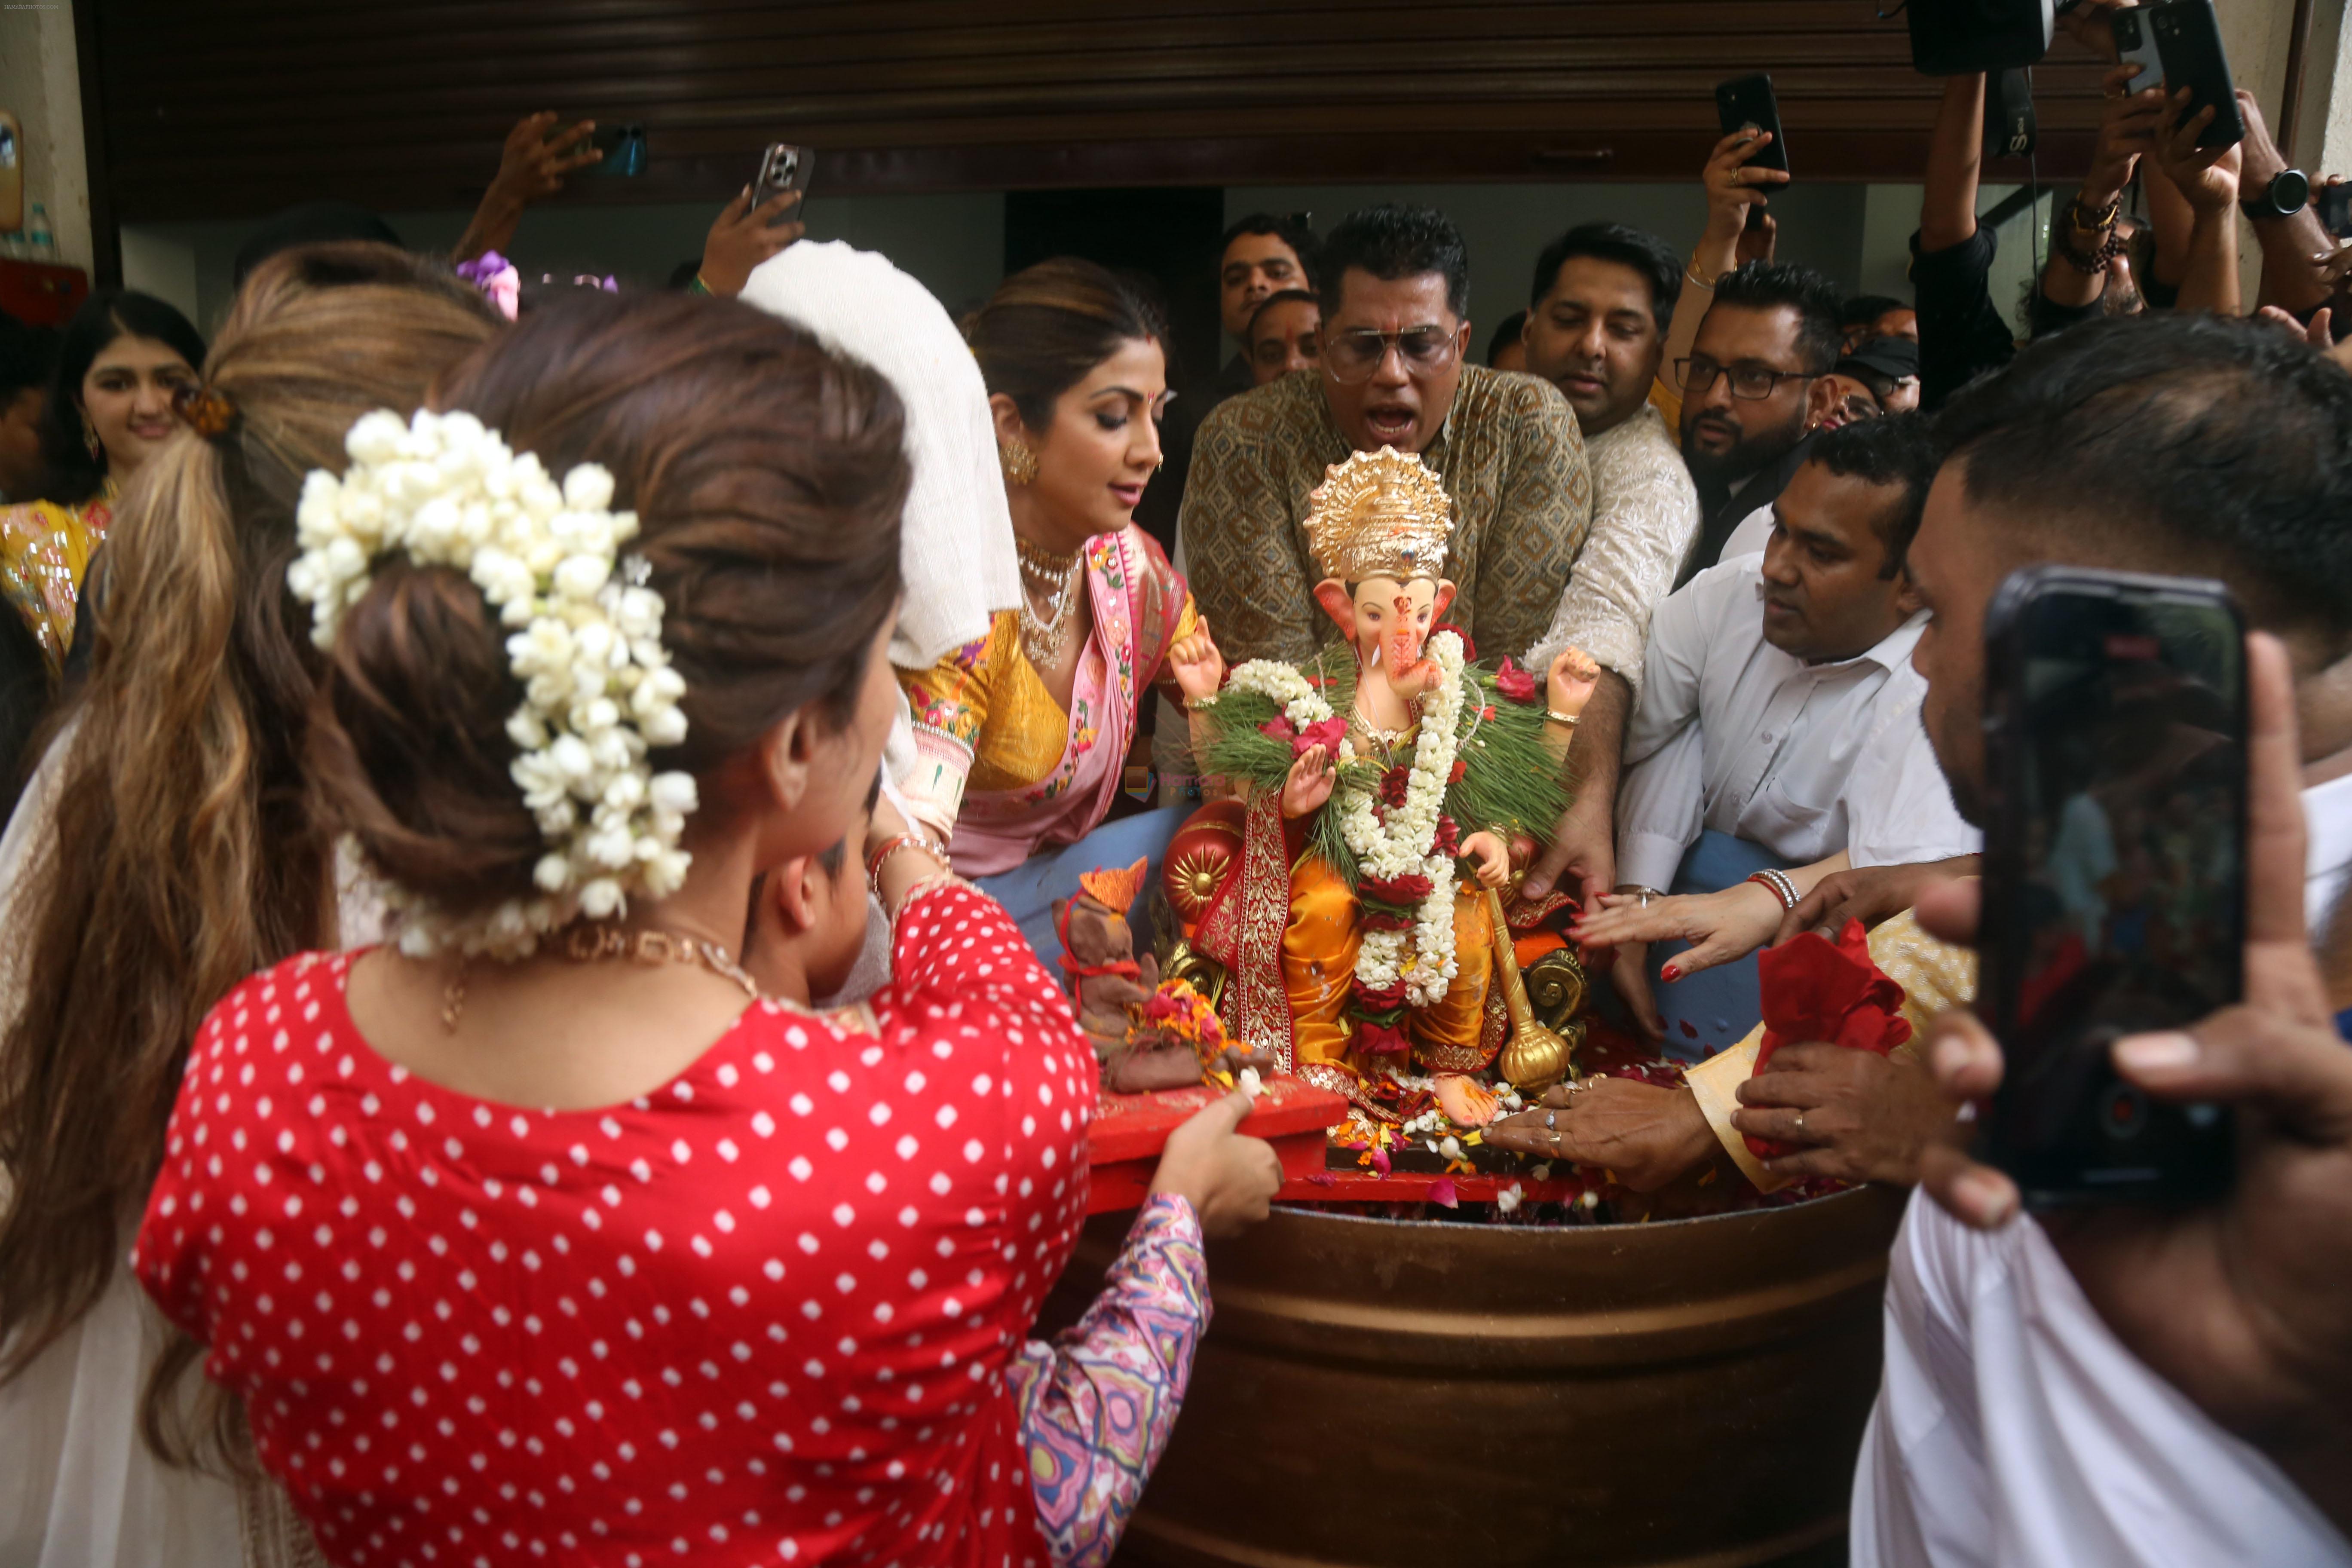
[1515,222,1703,912]
[1140,213,1320,551]
[1181,207,1641,891]
[1181,204,1594,681]
[1214,213,1317,398]
[1596,416,1970,1044]
[1674,261,1845,587]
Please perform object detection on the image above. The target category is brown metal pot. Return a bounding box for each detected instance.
[1049,1184,1908,1568]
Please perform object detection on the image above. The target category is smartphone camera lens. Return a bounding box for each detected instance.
[2102,1084,2147,1140]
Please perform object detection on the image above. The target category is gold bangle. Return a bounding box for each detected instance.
[1685,262,1718,292]
[1545,709,1580,726]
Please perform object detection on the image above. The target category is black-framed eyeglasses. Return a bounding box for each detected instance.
[1324,325,1462,383]
[1674,356,1814,400]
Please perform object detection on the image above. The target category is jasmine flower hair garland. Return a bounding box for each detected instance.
[288,408,696,958]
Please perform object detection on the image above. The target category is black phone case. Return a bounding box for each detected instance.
[1715,74,1789,175]
[2151,0,2247,151]
[1978,566,2242,1208]
[2317,184,2352,240]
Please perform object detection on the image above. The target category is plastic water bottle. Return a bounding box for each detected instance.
[25,202,54,258]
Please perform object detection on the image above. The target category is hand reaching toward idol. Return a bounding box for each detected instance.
[1150,1087,1284,1238]
[1485,1076,1720,1192]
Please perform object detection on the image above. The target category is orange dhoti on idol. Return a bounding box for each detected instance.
[1178,447,1602,1130]
[1283,848,1497,1079]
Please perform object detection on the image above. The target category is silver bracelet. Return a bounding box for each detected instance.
[1745,867,1798,911]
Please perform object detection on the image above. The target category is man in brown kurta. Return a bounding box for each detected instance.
[1179,207,1594,670]
[1182,365,1592,665]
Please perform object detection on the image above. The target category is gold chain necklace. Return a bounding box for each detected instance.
[1014,535,1085,669]
[440,923,758,1031]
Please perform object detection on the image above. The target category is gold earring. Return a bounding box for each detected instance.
[81,414,102,465]
[999,438,1038,486]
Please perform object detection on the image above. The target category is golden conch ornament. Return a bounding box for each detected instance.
[1303,446,1456,585]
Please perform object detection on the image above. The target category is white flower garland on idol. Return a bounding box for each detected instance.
[1217,629,1469,1008]
[288,408,696,958]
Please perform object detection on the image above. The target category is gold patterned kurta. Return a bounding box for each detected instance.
[1177,365,1592,670]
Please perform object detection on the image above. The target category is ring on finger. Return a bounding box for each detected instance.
[1793,1111,1807,1136]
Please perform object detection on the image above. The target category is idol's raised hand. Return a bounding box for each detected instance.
[1462,830,1511,890]
[1280,743,1338,820]
[1169,613,1227,704]
[1545,645,1602,720]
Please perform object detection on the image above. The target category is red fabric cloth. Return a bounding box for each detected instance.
[135,883,1093,1567]
[1746,917,1914,1160]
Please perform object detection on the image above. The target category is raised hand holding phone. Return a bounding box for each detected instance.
[1693,125,1790,285]
[697,185,806,297]
[1914,632,2352,1530]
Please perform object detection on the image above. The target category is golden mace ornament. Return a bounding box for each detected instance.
[1483,885,1576,1094]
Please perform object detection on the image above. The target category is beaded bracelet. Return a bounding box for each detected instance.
[865,832,945,902]
[1746,867,1799,911]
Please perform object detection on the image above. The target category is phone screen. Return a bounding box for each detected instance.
[1983,572,2242,1204]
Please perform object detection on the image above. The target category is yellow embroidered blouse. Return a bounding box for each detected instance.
[0,489,115,680]
[899,594,1201,838]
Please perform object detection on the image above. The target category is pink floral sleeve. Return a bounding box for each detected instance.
[1005,1195,1210,1568]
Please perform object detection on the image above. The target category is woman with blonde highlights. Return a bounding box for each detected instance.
[0,243,500,1568]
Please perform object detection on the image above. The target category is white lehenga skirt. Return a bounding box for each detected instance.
[0,1265,324,1568]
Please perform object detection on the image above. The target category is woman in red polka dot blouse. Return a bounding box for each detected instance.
[133,294,1280,1567]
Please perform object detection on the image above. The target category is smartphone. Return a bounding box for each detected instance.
[756,143,815,214]
[1978,567,2244,1208]
[2317,183,2352,240]
[1715,73,1789,179]
[2150,0,2246,151]
[590,122,647,178]
[2110,7,2163,97]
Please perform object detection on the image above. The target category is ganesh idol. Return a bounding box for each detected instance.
[1178,447,1601,1129]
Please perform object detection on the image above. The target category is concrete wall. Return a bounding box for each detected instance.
[0,1,92,273]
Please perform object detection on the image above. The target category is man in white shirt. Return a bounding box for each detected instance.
[1850,315,2352,1563]
[1514,222,1704,918]
[1608,416,1977,1042]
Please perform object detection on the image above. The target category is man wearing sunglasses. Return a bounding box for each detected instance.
[1181,205,1602,784]
[1675,262,1845,587]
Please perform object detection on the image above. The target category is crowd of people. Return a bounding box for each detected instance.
[0,3,2350,1563]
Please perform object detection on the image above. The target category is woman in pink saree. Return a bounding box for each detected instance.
[900,259,1224,876]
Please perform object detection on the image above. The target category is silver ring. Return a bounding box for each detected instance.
[1545,1112,1557,1129]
